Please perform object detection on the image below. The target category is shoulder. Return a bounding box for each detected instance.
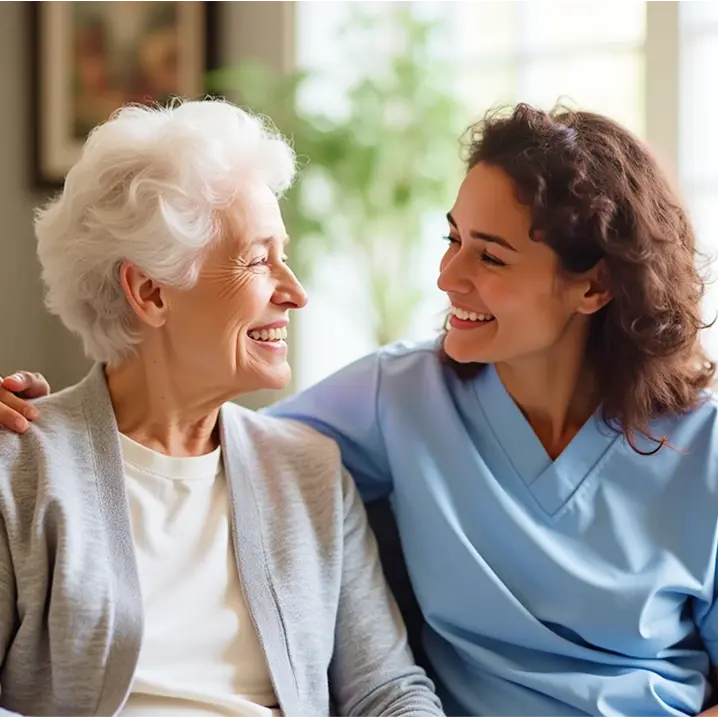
[0,374,96,515]
[658,390,718,449]
[265,339,446,421]
[372,338,463,408]
[220,403,357,535]
[370,338,449,396]
[306,338,442,384]
[221,400,343,472]
[375,337,443,371]
[640,390,718,493]
[0,378,90,465]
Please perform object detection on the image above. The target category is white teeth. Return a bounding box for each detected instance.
[248,326,288,341]
[450,306,494,322]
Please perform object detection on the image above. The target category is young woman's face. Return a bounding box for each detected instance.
[438,162,602,368]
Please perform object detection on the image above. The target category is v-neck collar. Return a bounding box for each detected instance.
[473,364,619,517]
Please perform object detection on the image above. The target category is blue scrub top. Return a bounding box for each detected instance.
[267,340,718,716]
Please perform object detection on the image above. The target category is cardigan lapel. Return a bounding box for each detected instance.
[80,364,143,716]
[219,404,301,716]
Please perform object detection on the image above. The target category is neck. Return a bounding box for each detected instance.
[105,352,223,457]
[495,323,598,459]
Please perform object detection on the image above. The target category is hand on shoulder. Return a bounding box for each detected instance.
[0,371,50,432]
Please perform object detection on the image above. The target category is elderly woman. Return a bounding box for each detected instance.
[0,100,442,717]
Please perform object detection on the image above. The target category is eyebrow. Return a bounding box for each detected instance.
[446,212,517,252]
[252,235,291,248]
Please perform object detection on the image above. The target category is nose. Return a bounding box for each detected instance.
[272,263,308,310]
[437,251,472,295]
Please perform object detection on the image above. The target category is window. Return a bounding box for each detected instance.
[292,1,718,391]
[450,2,645,136]
[680,1,718,357]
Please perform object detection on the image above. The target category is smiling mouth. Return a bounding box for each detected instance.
[248,326,287,343]
[450,306,495,323]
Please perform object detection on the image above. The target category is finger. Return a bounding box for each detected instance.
[2,371,50,399]
[0,372,30,393]
[0,387,38,432]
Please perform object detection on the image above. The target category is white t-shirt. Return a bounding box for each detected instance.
[118,433,280,717]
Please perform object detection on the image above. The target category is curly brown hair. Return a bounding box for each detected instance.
[441,103,716,453]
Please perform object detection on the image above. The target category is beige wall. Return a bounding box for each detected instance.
[0,2,295,407]
[0,3,68,388]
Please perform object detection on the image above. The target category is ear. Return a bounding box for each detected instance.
[118,260,168,328]
[576,259,612,316]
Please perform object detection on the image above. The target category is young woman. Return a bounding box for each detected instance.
[5,103,718,716]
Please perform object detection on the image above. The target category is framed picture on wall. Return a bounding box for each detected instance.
[29,1,219,189]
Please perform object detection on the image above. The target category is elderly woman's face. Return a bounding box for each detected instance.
[161,184,307,394]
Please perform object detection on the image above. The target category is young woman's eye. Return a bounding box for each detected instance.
[481,251,505,267]
[442,235,460,246]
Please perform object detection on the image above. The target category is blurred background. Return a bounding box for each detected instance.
[1,1,717,409]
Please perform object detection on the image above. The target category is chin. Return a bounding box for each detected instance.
[258,366,292,392]
[443,333,494,365]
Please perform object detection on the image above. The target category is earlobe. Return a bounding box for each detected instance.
[118,260,167,328]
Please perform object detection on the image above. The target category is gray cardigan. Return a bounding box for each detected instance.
[0,364,442,717]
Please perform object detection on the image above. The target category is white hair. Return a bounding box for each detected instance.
[35,99,296,364]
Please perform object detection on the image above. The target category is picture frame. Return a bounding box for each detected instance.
[29,1,219,189]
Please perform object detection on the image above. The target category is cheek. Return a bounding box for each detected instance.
[513,283,575,336]
[172,277,271,345]
[484,281,569,340]
[486,271,563,315]
[480,274,523,311]
[220,275,274,326]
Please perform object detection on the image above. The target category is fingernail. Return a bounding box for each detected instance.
[26,407,39,420]
[14,417,27,432]
[9,374,24,383]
